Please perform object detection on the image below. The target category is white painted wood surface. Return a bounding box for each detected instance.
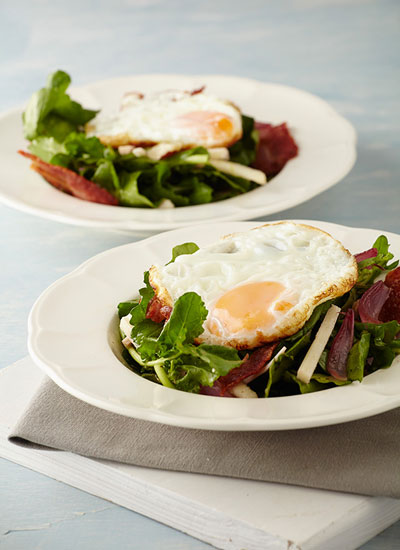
[1,358,400,550]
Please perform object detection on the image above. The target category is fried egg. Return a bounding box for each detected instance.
[149,222,358,349]
[85,89,242,150]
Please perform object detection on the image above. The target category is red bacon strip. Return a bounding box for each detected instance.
[146,295,172,323]
[189,86,206,96]
[18,150,119,205]
[200,343,278,397]
[253,122,298,177]
[380,267,400,323]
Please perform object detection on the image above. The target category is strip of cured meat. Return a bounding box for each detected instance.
[18,150,118,205]
[200,343,277,397]
[146,295,172,323]
[253,122,298,177]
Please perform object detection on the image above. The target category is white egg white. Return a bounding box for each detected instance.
[86,89,242,150]
[149,222,358,349]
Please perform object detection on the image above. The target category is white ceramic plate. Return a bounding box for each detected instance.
[28,220,400,431]
[1,75,356,234]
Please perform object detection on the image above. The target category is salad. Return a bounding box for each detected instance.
[19,70,298,208]
[118,236,400,398]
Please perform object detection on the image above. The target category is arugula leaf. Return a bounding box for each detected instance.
[264,329,319,396]
[347,332,370,382]
[283,371,326,394]
[204,165,254,193]
[93,159,120,191]
[130,318,163,345]
[285,331,313,358]
[265,354,292,397]
[352,320,400,373]
[28,137,66,163]
[118,273,159,360]
[118,300,139,319]
[130,318,164,359]
[52,95,96,126]
[228,115,259,166]
[64,133,106,160]
[167,344,241,393]
[167,242,199,264]
[22,70,97,141]
[355,320,400,345]
[369,346,396,370]
[29,132,108,173]
[47,71,70,92]
[158,292,207,349]
[318,349,328,371]
[356,235,398,291]
[341,238,397,310]
[131,271,154,312]
[117,172,154,207]
[311,373,350,386]
[189,179,213,204]
[147,161,190,206]
[284,301,333,343]
[38,116,78,143]
[283,370,350,395]
[23,75,65,140]
[168,362,216,392]
[195,344,242,376]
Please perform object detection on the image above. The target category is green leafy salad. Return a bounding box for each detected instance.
[20,70,270,208]
[118,235,400,398]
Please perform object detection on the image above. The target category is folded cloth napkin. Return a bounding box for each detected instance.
[9,377,400,498]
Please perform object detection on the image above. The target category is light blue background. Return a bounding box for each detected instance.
[1,1,399,548]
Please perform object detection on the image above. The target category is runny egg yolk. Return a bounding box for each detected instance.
[175,111,234,141]
[209,281,294,336]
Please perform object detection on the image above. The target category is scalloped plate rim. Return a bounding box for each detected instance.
[27,219,400,430]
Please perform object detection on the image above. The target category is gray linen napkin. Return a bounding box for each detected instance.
[9,377,400,498]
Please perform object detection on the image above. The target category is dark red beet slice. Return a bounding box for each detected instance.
[358,281,392,324]
[380,267,400,322]
[355,248,378,263]
[18,150,118,205]
[384,266,400,287]
[252,122,298,177]
[327,309,354,381]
